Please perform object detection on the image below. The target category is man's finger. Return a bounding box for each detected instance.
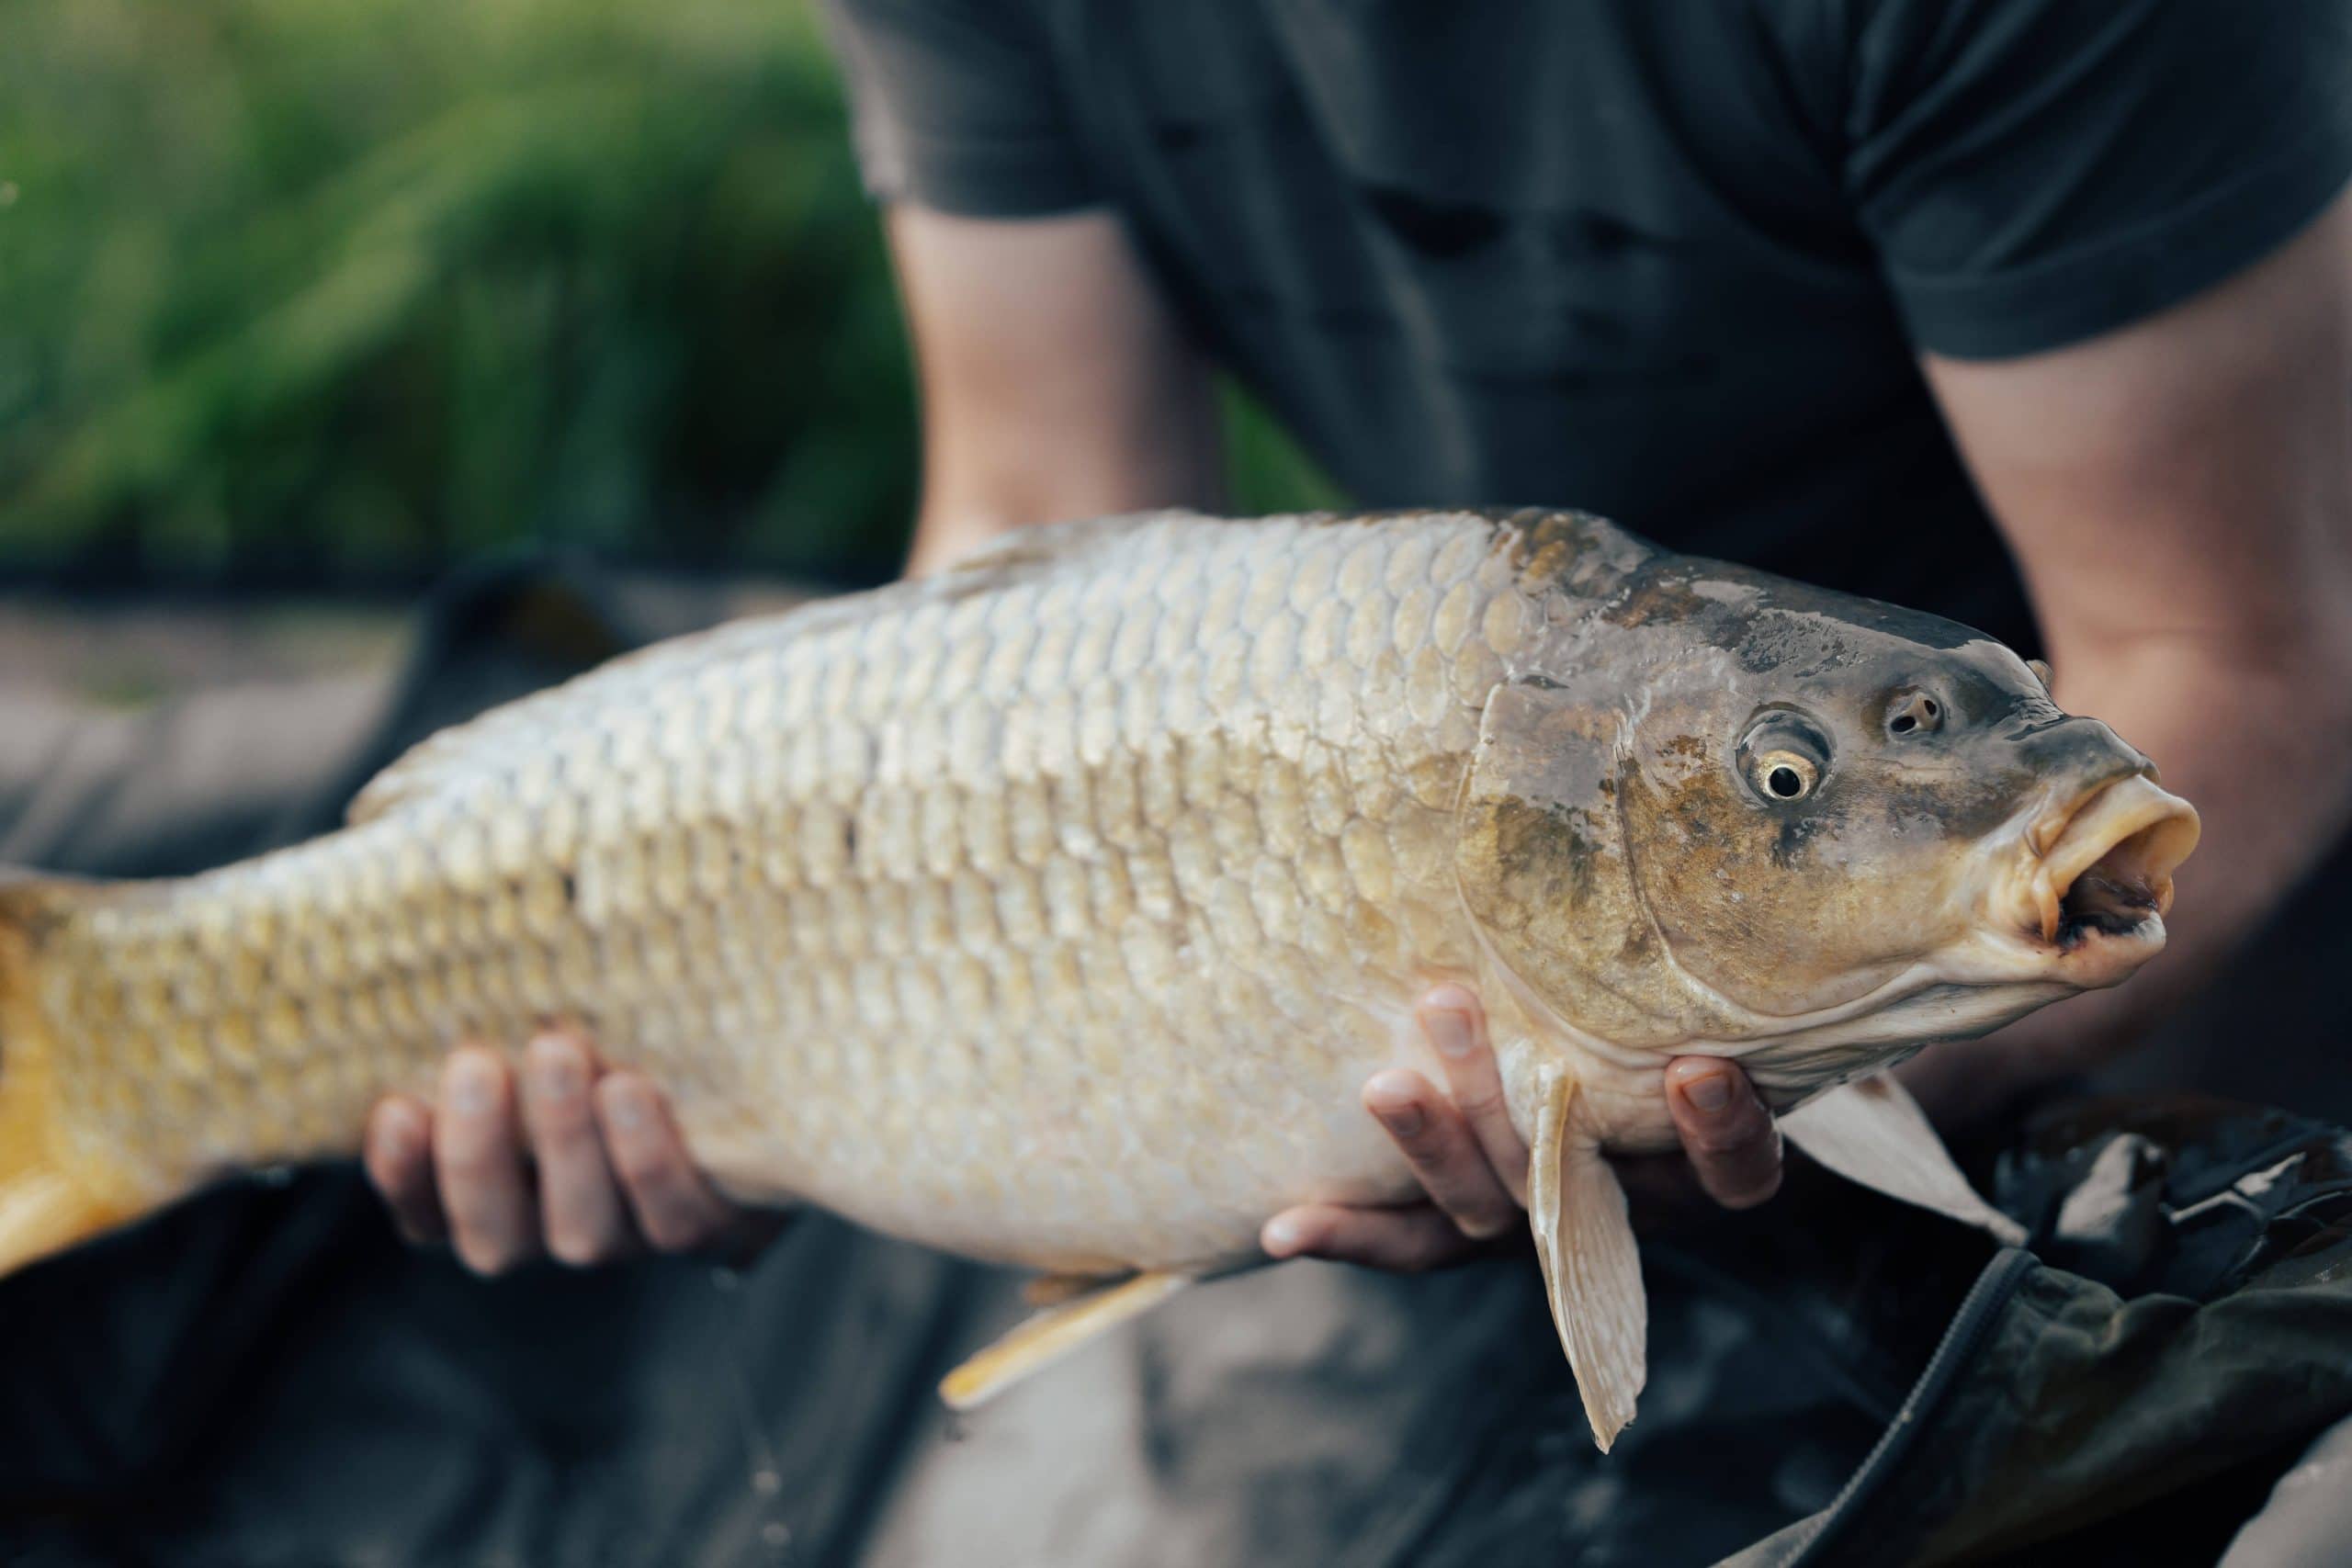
[1362,1070,1520,1240]
[595,1074,738,1252]
[434,1045,544,1275]
[363,1095,448,1245]
[1417,986,1532,1205]
[1261,1201,1478,1273]
[1663,1057,1782,1210]
[520,1030,639,1266]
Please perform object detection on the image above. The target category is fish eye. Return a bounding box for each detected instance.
[1885,689,1944,738]
[1737,713,1830,805]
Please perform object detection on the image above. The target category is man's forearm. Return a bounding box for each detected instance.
[1905,191,2352,1124]
[886,208,1226,581]
[903,505,1029,580]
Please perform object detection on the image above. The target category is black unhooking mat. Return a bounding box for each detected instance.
[1720,1100,2352,1567]
[2,565,2349,1567]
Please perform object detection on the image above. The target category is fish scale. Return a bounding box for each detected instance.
[24,510,1519,1271]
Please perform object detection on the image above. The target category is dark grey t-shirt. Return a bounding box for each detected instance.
[823,0,2352,647]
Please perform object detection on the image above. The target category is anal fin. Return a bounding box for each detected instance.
[1528,1067,1646,1452]
[940,1270,1192,1412]
[1781,1073,2028,1247]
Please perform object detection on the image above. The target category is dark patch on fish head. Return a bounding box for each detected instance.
[1601,556,1987,657]
[1495,510,1658,604]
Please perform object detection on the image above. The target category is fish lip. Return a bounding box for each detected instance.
[2004,772,2201,980]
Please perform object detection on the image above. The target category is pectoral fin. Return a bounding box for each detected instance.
[1528,1068,1646,1452]
[1781,1074,2028,1247]
[939,1270,1192,1412]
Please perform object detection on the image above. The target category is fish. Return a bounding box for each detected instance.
[0,509,2198,1449]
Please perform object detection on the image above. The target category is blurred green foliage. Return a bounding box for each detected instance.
[0,0,1341,592]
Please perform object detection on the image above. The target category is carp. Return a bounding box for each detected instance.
[0,509,2197,1449]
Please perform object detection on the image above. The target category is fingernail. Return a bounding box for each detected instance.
[606,1083,650,1133]
[1364,1071,1421,1120]
[369,1108,417,1165]
[1262,1216,1305,1257]
[531,1042,582,1100]
[1423,1009,1476,1059]
[1377,1102,1426,1137]
[1681,1071,1733,1114]
[450,1056,496,1118]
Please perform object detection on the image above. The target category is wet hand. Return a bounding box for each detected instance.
[1258,987,1781,1271]
[362,1027,783,1275]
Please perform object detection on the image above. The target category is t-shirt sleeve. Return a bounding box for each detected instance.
[817,0,1100,218]
[1844,0,2352,359]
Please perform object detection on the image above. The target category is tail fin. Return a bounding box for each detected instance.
[0,874,141,1277]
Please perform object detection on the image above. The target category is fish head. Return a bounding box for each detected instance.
[1456,562,2199,1060]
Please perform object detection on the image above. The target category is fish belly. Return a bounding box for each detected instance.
[30,513,1538,1271]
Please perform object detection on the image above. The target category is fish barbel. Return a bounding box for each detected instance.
[0,510,2197,1448]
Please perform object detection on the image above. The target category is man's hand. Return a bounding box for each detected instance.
[1260,986,1781,1270]
[363,1028,781,1275]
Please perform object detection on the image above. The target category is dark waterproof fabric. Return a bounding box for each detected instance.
[1734,1100,2352,1567]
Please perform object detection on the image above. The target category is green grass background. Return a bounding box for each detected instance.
[0,0,1341,592]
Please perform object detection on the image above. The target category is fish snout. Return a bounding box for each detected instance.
[1997,764,2201,986]
[2007,713,2152,780]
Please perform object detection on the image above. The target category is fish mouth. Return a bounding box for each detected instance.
[2010,773,2200,976]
